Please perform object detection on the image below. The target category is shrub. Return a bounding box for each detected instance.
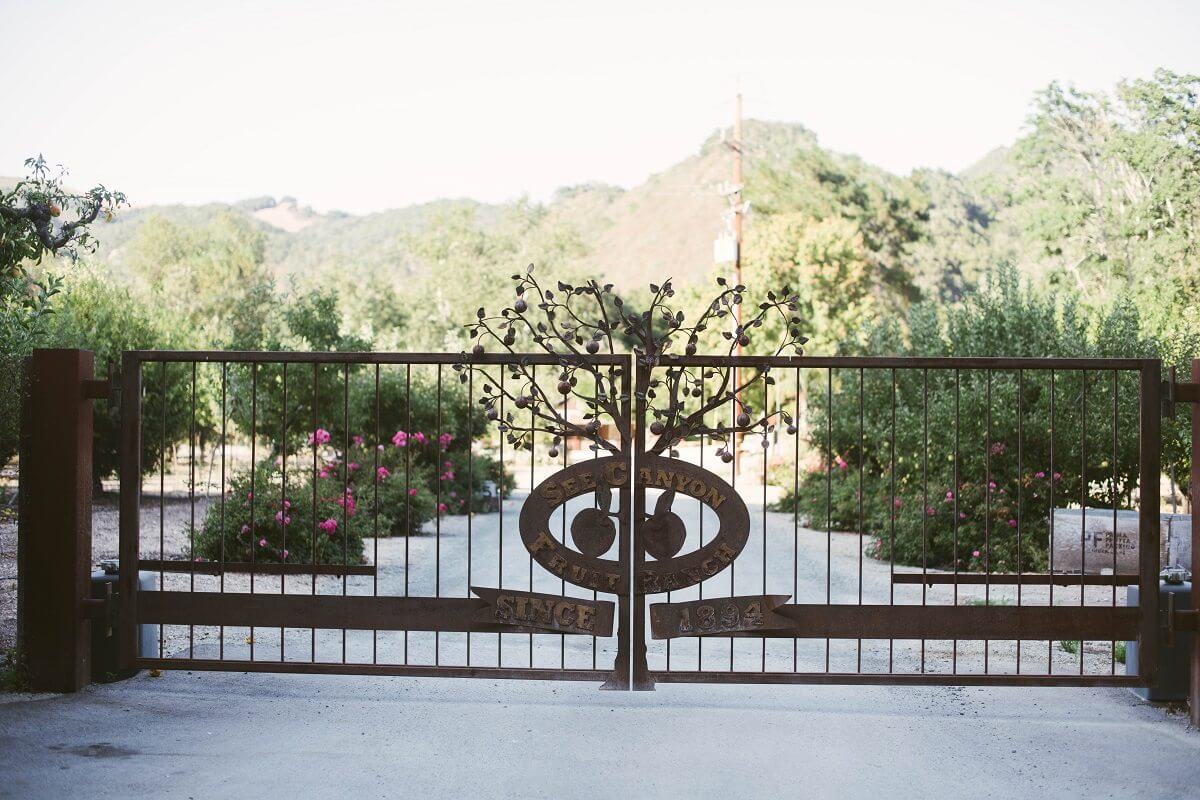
[775,267,1158,571]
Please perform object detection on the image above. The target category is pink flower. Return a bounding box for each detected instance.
[439,432,453,450]
[308,428,332,446]
[958,512,967,520]
[353,435,365,447]
[246,491,253,501]
[240,524,251,535]
[893,498,902,509]
[437,502,448,514]
[281,549,289,559]
[319,469,329,479]
[392,430,408,447]
[972,549,981,558]
[990,441,1006,456]
[408,488,418,497]
[1053,472,1062,482]
[348,461,360,472]
[282,499,291,509]
[440,470,455,481]
[376,466,390,481]
[987,481,997,491]
[377,444,385,451]
[258,537,267,548]
[1007,519,1017,527]
[449,491,457,498]
[945,490,954,501]
[834,454,848,470]
[412,432,428,445]
[925,506,936,516]
[275,511,291,526]
[318,518,338,534]
[1034,471,1046,479]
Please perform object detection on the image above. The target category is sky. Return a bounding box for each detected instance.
[2,0,1198,214]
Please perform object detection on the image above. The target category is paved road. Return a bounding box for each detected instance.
[1,670,1197,800]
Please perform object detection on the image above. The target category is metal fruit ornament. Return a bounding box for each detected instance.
[570,483,617,557]
[642,488,686,560]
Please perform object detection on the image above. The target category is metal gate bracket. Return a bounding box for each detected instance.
[80,581,118,638]
[1163,367,1199,418]
[81,362,120,404]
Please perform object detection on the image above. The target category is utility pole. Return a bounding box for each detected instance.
[726,92,745,470]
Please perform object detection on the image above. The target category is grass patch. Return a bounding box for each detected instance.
[0,648,29,692]
[964,597,1013,606]
[1057,640,1126,664]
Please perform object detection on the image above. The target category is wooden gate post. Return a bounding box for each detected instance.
[18,349,97,692]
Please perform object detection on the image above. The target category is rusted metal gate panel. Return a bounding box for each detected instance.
[638,356,1162,688]
[117,351,1164,689]
[117,351,634,684]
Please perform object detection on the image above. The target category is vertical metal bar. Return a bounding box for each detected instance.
[792,367,799,673]
[1048,369,1055,674]
[311,362,318,661]
[921,369,928,673]
[762,372,768,673]
[341,363,349,664]
[1190,358,1200,725]
[1016,368,1023,674]
[1137,361,1161,689]
[434,364,441,665]
[888,367,896,673]
[404,364,411,664]
[984,369,991,673]
[529,366,535,668]
[280,361,287,662]
[825,367,832,673]
[699,372,707,672]
[118,352,143,670]
[1111,370,1118,675]
[219,362,227,661]
[1080,371,1088,675]
[561,385,568,670]
[189,361,196,658]
[373,363,380,665]
[857,367,864,673]
[466,365,472,667]
[159,361,165,658]
[952,369,960,674]
[496,366,503,667]
[249,362,257,661]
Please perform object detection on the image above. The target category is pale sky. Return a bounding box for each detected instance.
[2,0,1198,214]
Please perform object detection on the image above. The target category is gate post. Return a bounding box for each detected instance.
[18,349,96,692]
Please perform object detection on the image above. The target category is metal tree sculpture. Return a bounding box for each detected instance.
[454,266,807,460]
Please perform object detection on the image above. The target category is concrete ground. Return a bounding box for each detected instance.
[1,670,1198,800]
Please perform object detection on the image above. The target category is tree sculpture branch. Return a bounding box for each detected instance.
[454,267,808,462]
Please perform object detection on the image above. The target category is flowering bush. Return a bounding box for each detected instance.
[773,269,1156,571]
[193,422,506,563]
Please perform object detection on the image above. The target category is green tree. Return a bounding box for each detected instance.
[45,270,198,487]
[124,211,275,347]
[0,156,125,467]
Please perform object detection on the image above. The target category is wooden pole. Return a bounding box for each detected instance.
[20,349,96,692]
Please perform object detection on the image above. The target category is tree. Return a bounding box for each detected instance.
[0,156,125,467]
[123,211,275,347]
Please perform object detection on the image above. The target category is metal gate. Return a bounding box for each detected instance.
[117,351,1165,689]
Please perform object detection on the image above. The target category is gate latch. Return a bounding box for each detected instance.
[1163,367,1199,418]
[80,580,118,638]
[81,362,121,406]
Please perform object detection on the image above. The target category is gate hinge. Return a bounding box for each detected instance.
[80,581,119,638]
[1162,367,1199,419]
[81,362,121,405]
